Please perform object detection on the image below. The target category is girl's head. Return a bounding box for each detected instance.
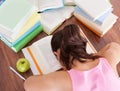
[51,24,100,70]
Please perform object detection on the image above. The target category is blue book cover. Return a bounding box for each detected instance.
[74,6,113,25]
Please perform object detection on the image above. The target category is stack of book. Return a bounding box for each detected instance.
[29,0,74,35]
[73,0,118,37]
[0,0,43,52]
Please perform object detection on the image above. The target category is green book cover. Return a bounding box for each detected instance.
[12,25,43,52]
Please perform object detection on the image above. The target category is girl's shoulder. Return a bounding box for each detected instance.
[24,71,72,91]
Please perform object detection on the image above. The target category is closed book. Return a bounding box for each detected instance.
[12,25,43,52]
[74,12,118,37]
[5,12,41,42]
[11,12,40,42]
[12,22,41,46]
[1,21,41,47]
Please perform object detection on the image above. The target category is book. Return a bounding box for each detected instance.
[12,25,43,52]
[22,29,97,75]
[5,12,41,43]
[75,6,113,25]
[0,21,41,47]
[30,0,64,12]
[40,6,74,35]
[74,12,118,37]
[1,25,43,52]
[74,0,112,21]
[0,0,36,40]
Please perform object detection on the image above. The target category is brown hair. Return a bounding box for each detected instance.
[51,24,101,70]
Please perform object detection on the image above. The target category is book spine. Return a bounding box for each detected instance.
[12,25,43,52]
[12,21,41,45]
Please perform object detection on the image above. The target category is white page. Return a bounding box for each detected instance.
[74,12,118,36]
[22,48,40,75]
[40,6,74,35]
[38,0,64,12]
[34,36,62,70]
[26,36,61,74]
[74,0,112,21]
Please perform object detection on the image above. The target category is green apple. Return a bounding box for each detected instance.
[16,58,30,73]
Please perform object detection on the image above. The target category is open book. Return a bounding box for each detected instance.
[74,0,112,21]
[40,6,74,35]
[22,29,96,75]
[28,0,64,12]
[74,6,113,25]
[74,12,118,37]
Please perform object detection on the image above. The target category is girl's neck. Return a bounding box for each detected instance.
[72,59,99,71]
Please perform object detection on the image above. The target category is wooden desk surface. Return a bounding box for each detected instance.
[0,0,120,91]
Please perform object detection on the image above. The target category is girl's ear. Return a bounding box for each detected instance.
[53,51,58,56]
[53,51,60,61]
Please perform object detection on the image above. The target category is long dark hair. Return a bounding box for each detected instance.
[51,24,101,70]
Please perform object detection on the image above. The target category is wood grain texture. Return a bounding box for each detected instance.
[0,0,120,91]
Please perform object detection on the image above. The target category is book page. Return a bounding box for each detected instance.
[79,27,97,53]
[22,48,40,75]
[40,11,63,34]
[22,33,96,75]
[40,6,74,35]
[74,0,112,20]
[74,12,118,36]
[38,0,64,12]
[38,43,60,68]
[31,36,61,74]
[34,36,61,66]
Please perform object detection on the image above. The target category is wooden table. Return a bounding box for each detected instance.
[0,0,120,91]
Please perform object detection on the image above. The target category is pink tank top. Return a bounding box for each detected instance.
[68,58,120,91]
